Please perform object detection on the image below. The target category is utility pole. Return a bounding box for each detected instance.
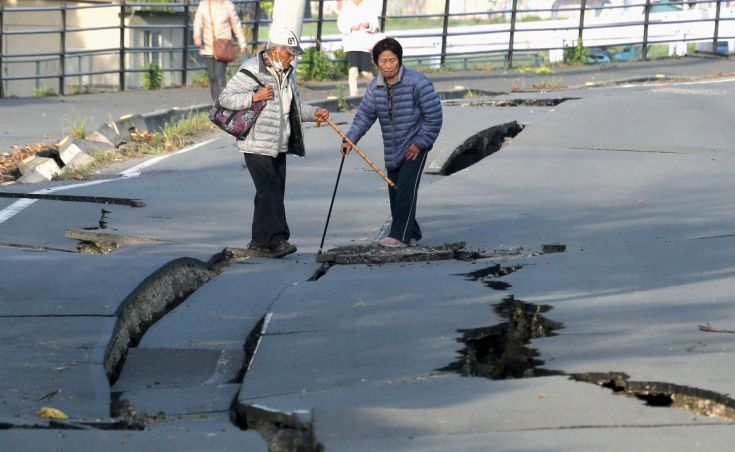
[271,0,307,38]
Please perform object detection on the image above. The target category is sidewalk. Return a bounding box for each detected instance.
[2,55,734,156]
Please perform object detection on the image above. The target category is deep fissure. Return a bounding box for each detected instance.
[460,263,523,290]
[0,191,145,207]
[103,251,263,431]
[228,314,318,452]
[445,282,735,422]
[441,295,563,379]
[104,257,218,386]
[307,263,333,281]
[570,373,735,422]
[439,121,524,176]
[444,97,576,108]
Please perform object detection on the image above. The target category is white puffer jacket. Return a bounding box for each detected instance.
[218,51,319,157]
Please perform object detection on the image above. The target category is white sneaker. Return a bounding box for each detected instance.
[377,236,407,248]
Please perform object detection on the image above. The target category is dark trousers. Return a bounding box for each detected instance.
[244,153,290,249]
[387,151,429,243]
[205,56,228,101]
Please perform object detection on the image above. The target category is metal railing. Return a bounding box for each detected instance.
[1,0,734,98]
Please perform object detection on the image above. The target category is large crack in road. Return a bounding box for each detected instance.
[444,271,735,423]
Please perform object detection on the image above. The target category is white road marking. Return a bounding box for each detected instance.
[0,138,217,225]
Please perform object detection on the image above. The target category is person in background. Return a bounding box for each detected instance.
[340,38,442,248]
[193,0,247,101]
[218,26,330,258]
[337,0,381,97]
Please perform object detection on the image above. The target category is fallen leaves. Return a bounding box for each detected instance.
[1,143,57,183]
[36,406,68,420]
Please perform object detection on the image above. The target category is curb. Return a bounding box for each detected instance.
[10,104,211,184]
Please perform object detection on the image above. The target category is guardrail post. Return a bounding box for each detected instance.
[642,0,651,60]
[182,0,190,86]
[0,2,4,99]
[60,1,67,95]
[713,0,722,53]
[380,0,387,32]
[578,0,586,48]
[506,0,518,69]
[316,0,324,52]
[120,0,126,91]
[440,0,450,66]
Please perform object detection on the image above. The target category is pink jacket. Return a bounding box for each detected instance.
[193,0,247,56]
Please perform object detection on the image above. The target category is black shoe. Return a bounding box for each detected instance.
[246,241,273,257]
[270,240,297,258]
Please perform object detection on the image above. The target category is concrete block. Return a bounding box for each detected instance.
[56,137,95,167]
[17,155,61,182]
[115,113,149,141]
[61,150,95,172]
[91,123,126,147]
[142,108,175,132]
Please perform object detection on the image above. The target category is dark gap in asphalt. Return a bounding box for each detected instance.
[228,314,315,450]
[0,191,145,208]
[444,97,576,108]
[440,121,524,176]
[230,314,268,385]
[485,281,512,290]
[570,373,735,422]
[311,89,500,111]
[541,243,567,254]
[460,263,523,291]
[104,257,218,386]
[104,251,263,429]
[0,242,75,253]
[307,263,333,281]
[441,294,564,379]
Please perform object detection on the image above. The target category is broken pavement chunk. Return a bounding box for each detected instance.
[316,242,466,265]
[542,243,567,254]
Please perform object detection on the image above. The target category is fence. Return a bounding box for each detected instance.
[1,0,734,98]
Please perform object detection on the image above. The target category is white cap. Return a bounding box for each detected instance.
[268,26,304,55]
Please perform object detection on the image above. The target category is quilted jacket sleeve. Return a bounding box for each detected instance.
[413,76,443,151]
[346,82,378,145]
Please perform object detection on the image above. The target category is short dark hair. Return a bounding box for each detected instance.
[372,37,403,65]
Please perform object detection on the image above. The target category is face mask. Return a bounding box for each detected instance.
[270,53,287,72]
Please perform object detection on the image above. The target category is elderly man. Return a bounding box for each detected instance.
[219,26,329,258]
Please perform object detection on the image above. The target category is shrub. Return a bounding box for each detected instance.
[34,85,57,97]
[142,62,163,90]
[297,47,342,81]
[564,40,588,65]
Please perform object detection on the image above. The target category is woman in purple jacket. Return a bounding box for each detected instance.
[341,38,443,248]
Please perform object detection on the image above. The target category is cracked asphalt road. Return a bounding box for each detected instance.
[2,56,735,450]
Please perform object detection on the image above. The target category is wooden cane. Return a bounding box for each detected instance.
[317,117,395,189]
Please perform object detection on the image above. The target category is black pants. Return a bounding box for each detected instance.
[205,56,228,101]
[387,150,429,243]
[244,153,290,249]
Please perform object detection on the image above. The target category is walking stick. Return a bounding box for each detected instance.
[317,154,346,256]
[318,117,395,189]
